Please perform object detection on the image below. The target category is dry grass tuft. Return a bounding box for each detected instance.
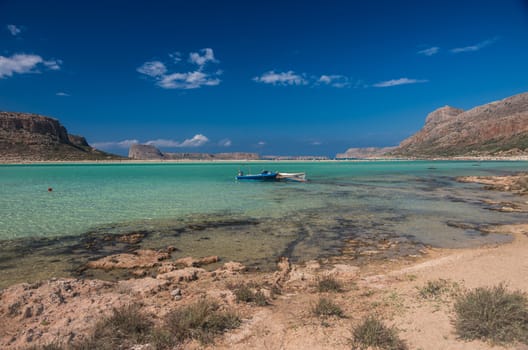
[317,276,343,293]
[352,315,408,350]
[165,299,241,344]
[312,297,345,318]
[454,284,528,344]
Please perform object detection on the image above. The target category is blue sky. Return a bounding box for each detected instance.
[1,0,528,156]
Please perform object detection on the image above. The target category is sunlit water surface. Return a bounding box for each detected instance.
[1,161,527,287]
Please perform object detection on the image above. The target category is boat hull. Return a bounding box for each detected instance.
[236,173,278,180]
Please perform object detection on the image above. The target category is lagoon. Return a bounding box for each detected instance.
[0,161,527,286]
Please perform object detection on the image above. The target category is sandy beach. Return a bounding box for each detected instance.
[0,173,527,349]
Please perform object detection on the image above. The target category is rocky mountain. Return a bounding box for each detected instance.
[391,92,528,157]
[0,111,122,162]
[128,144,164,159]
[335,147,396,159]
[128,143,260,160]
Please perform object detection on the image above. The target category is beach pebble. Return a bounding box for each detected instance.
[171,288,182,300]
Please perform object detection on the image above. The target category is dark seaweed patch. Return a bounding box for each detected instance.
[186,218,259,231]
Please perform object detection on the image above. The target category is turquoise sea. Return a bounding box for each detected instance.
[1,161,527,287]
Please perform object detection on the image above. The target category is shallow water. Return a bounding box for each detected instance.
[1,161,527,287]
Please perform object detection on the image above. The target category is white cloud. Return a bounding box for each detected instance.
[93,135,210,150]
[56,92,70,96]
[169,52,182,63]
[138,49,221,89]
[7,24,21,36]
[219,138,232,147]
[137,61,167,77]
[417,47,439,56]
[450,37,498,53]
[189,48,217,66]
[373,77,428,88]
[158,71,221,89]
[146,134,209,148]
[254,71,358,88]
[44,59,62,70]
[253,70,308,86]
[317,74,351,88]
[178,134,209,147]
[145,139,181,147]
[0,53,62,78]
[92,139,139,150]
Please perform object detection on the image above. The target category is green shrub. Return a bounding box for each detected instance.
[148,327,174,350]
[454,284,528,344]
[233,284,268,306]
[352,315,407,350]
[419,279,446,298]
[165,299,240,344]
[72,304,153,350]
[317,276,343,293]
[312,297,345,318]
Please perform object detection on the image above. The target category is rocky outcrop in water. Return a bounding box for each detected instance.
[128,143,260,160]
[0,111,122,162]
[392,92,528,157]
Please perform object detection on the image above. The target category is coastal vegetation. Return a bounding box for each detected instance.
[418,279,461,301]
[454,284,528,344]
[164,299,241,344]
[317,275,343,293]
[312,297,345,318]
[73,304,153,349]
[24,300,241,350]
[352,315,408,350]
[231,283,269,306]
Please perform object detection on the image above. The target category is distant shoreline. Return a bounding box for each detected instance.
[1,155,528,165]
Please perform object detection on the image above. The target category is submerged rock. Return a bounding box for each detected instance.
[174,255,219,267]
[85,249,170,270]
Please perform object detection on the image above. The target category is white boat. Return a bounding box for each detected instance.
[276,172,307,182]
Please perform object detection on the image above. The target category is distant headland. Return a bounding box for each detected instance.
[2,91,528,163]
[0,111,123,162]
[337,92,528,159]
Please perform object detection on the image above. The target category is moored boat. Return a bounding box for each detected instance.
[236,170,278,180]
[236,170,306,182]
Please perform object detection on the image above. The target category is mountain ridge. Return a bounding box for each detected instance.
[390,92,528,157]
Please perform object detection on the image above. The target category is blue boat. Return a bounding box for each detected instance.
[236,170,278,180]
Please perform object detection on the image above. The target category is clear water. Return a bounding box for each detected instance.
[0,161,527,287]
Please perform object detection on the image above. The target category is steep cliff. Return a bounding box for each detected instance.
[0,111,122,161]
[128,144,164,160]
[392,92,528,157]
